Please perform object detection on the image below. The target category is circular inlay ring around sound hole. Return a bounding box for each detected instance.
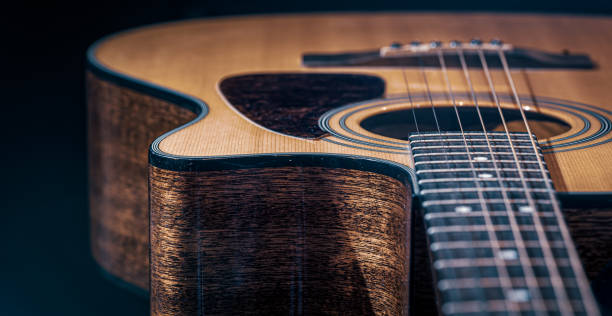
[319,95,612,154]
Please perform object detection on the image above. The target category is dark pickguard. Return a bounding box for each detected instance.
[218,73,385,138]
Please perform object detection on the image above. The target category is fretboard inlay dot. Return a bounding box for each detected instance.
[408,132,591,314]
[508,289,531,302]
[455,206,473,213]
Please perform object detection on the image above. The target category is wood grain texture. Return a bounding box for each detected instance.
[563,208,612,280]
[86,13,612,313]
[408,206,612,315]
[87,70,612,313]
[87,72,197,290]
[149,165,411,316]
[92,13,612,193]
[219,73,385,138]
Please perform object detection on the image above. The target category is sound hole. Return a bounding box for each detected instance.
[360,106,571,140]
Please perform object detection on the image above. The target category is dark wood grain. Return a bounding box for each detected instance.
[88,70,612,313]
[218,73,385,138]
[87,72,197,290]
[563,207,612,280]
[149,165,411,315]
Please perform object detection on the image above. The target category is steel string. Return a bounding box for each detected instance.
[497,47,601,316]
[427,46,497,315]
[452,44,521,314]
[476,46,549,315]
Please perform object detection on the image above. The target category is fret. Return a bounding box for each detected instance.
[408,131,594,315]
[427,228,564,243]
[424,212,560,226]
[409,131,535,140]
[411,146,538,154]
[435,264,577,280]
[412,148,539,155]
[418,171,546,181]
[427,224,560,235]
[418,178,550,184]
[424,211,557,219]
[441,299,586,315]
[432,245,570,261]
[420,187,549,194]
[414,160,544,169]
[424,201,554,213]
[439,285,583,304]
[411,145,535,150]
[437,277,578,291]
[421,191,551,201]
[412,151,544,159]
[420,181,550,191]
[409,139,535,145]
[417,168,548,174]
[430,240,568,251]
[433,258,572,270]
[421,198,552,207]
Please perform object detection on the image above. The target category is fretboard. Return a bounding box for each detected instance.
[409,132,600,316]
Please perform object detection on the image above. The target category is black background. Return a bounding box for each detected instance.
[1,1,611,315]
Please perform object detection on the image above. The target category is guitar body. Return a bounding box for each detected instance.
[87,13,612,315]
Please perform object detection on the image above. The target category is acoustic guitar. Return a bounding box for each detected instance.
[86,13,612,315]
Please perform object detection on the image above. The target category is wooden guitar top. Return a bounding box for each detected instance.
[91,13,612,192]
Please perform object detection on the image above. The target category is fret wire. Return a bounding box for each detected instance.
[418,177,551,184]
[430,240,567,251]
[412,151,544,157]
[424,211,556,219]
[409,137,535,143]
[441,299,587,315]
[438,276,578,291]
[435,47,518,314]
[420,187,549,194]
[433,257,571,270]
[497,48,600,316]
[422,198,552,206]
[409,131,533,137]
[411,144,535,150]
[427,224,560,234]
[417,168,548,174]
[414,159,543,166]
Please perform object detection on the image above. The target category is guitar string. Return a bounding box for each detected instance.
[454,45,520,314]
[418,54,442,134]
[497,47,600,316]
[435,47,515,314]
[400,68,421,135]
[416,49,499,314]
[475,46,548,315]
[400,65,422,316]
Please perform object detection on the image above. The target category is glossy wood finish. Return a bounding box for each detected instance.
[87,71,612,314]
[86,13,612,315]
[87,73,197,290]
[150,165,411,315]
[93,13,612,193]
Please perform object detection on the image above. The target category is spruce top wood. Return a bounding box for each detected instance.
[92,13,612,192]
[87,13,612,315]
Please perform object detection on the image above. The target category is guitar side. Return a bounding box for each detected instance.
[87,67,416,314]
[87,13,612,315]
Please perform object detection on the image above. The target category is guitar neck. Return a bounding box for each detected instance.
[409,132,600,315]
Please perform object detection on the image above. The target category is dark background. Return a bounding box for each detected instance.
[1,1,611,315]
